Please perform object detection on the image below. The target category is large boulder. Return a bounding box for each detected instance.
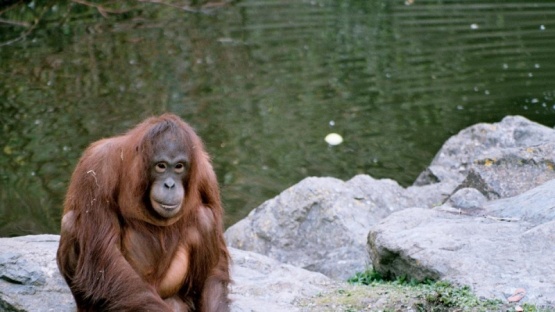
[0,235,334,312]
[367,179,555,306]
[225,175,452,280]
[415,116,555,199]
[366,116,555,307]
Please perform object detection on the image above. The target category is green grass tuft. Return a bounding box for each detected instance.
[347,268,384,285]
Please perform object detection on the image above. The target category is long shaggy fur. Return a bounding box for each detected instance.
[57,114,231,312]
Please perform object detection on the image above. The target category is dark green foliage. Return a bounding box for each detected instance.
[347,268,384,285]
[348,268,434,286]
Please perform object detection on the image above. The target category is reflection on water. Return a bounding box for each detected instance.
[1,0,555,236]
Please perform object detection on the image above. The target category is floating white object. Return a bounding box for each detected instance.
[325,133,343,146]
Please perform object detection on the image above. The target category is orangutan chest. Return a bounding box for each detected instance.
[121,229,189,298]
[121,230,171,278]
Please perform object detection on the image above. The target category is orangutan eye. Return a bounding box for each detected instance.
[175,163,185,173]
[155,162,167,173]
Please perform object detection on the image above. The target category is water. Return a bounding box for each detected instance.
[1,0,555,236]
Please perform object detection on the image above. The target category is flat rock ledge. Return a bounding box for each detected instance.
[2,115,555,309]
[0,235,334,312]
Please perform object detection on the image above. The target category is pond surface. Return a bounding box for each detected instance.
[2,0,555,236]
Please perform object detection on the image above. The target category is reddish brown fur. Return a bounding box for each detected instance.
[57,114,231,311]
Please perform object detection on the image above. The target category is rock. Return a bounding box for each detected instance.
[229,248,333,312]
[0,235,74,312]
[455,143,555,200]
[485,178,555,226]
[225,175,448,280]
[415,116,555,199]
[0,235,333,312]
[364,116,555,307]
[367,180,555,306]
[444,187,487,210]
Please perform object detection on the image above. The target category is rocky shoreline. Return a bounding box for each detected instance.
[2,116,555,310]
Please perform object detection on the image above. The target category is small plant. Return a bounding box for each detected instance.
[347,268,384,285]
[348,268,432,287]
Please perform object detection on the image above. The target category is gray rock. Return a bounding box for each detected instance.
[365,117,555,307]
[230,248,332,312]
[367,180,555,306]
[225,175,448,280]
[0,235,333,312]
[459,143,555,199]
[445,187,487,210]
[484,177,555,226]
[415,116,555,199]
[226,176,373,280]
[0,235,75,312]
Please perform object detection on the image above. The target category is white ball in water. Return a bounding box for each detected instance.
[325,133,343,145]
